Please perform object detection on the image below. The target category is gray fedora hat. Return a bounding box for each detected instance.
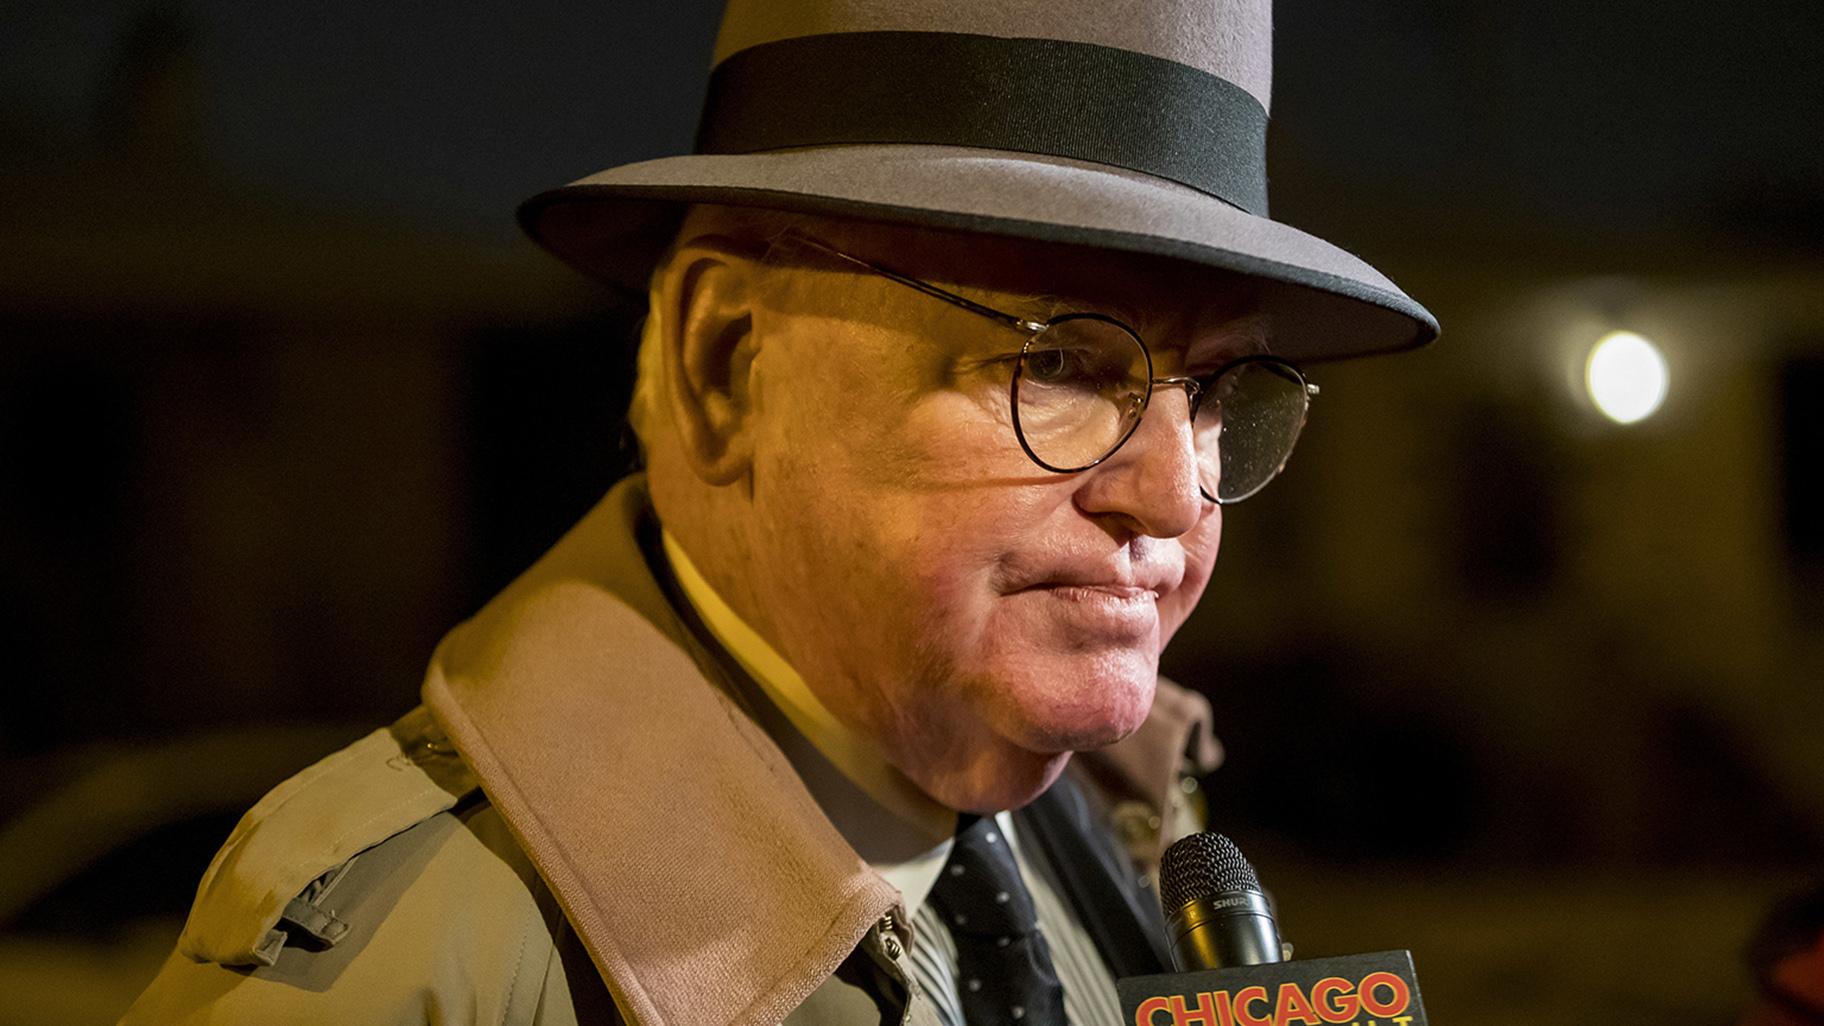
[518,0,1438,361]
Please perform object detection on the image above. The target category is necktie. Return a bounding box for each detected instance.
[924,815,1068,1025]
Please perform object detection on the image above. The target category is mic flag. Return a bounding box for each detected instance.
[1131,830,1430,1025]
[1117,949,1429,1026]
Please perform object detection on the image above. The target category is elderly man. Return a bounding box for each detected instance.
[123,1,1434,1024]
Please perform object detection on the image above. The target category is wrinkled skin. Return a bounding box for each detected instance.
[648,212,1266,813]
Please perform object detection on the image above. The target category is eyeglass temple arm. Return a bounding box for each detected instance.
[779,232,1046,334]
[1151,375,1321,406]
[777,234,1325,396]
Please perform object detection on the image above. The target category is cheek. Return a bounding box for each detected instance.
[747,352,1045,663]
[888,488,1055,635]
[805,387,1055,618]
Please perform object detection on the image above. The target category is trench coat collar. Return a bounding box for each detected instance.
[421,474,1216,1026]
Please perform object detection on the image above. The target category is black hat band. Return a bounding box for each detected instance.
[695,30,1270,217]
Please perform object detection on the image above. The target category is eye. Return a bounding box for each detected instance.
[1025,345,1087,384]
[1021,322,1139,394]
[1028,344,1133,392]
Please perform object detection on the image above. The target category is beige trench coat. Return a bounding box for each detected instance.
[121,476,1218,1025]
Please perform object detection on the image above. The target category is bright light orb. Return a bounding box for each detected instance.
[1585,331,1669,424]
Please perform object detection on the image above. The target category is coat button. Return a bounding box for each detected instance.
[882,935,903,960]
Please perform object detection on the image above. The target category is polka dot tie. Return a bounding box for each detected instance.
[924,815,1067,1025]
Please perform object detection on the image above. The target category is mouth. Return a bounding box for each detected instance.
[1033,583,1158,602]
[1013,580,1161,642]
[995,545,1185,638]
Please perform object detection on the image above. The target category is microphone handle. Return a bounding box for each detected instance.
[1169,888,1284,971]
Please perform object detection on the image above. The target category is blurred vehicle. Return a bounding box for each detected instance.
[0,724,370,1026]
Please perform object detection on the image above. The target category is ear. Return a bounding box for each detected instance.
[655,240,762,486]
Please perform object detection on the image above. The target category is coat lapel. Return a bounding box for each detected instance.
[423,476,900,1026]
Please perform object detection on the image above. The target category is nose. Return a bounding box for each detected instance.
[1071,382,1207,538]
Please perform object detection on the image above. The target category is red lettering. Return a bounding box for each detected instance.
[1214,989,1236,1026]
[1358,972,1411,1017]
[1233,986,1272,1026]
[1135,996,1172,1026]
[1310,977,1359,1024]
[1274,982,1323,1025]
[1169,992,1220,1026]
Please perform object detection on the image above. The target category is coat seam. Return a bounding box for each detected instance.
[498,899,541,1026]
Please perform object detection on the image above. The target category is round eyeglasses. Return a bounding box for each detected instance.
[776,233,1317,504]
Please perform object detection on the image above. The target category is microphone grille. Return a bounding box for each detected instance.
[1159,832,1261,914]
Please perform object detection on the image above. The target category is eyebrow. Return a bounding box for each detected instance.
[1207,313,1273,354]
[1010,291,1149,331]
[1183,313,1274,368]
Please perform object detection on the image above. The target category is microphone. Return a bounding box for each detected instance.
[1159,832,1285,971]
[1119,832,1430,1026]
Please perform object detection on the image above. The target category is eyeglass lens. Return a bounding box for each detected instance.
[1013,319,1308,504]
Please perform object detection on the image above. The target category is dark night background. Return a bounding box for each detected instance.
[2,2,1821,1023]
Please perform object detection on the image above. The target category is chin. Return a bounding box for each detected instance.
[886,641,1161,812]
[937,676,1155,814]
[995,650,1158,754]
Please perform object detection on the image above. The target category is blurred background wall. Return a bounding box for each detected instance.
[2,2,1820,1024]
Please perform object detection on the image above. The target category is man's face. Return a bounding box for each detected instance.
[730,225,1262,812]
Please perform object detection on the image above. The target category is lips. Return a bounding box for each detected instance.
[1024,578,1168,600]
[1041,583,1156,600]
[1006,554,1183,599]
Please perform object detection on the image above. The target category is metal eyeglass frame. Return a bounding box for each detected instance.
[774,231,1318,504]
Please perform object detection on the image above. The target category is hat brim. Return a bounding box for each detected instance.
[518,144,1437,362]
